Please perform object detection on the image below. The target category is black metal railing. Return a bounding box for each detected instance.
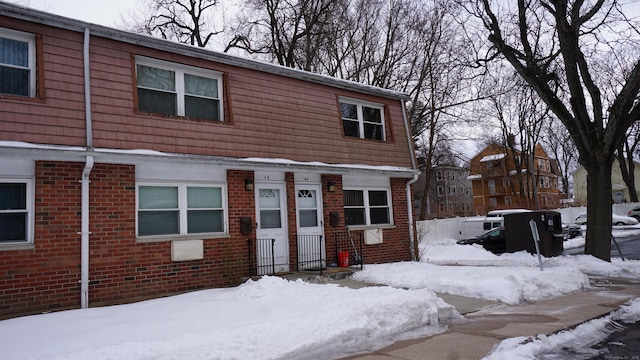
[334,231,363,270]
[247,238,276,276]
[296,234,324,274]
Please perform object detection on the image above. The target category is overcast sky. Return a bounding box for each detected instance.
[14,0,141,27]
[14,0,640,29]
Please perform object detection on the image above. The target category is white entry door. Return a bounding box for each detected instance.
[256,183,288,273]
[295,184,325,269]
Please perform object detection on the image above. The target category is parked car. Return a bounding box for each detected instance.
[457,226,506,254]
[562,223,582,239]
[628,206,640,221]
[574,212,639,226]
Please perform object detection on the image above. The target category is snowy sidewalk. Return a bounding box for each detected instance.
[341,277,640,360]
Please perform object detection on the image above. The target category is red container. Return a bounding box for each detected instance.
[338,251,349,267]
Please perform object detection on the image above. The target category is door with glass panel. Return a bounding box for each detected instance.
[295,184,325,270]
[255,183,288,273]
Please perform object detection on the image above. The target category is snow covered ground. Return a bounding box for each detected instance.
[2,230,640,360]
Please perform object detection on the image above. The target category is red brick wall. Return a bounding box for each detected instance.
[345,178,413,264]
[1,163,413,319]
[1,161,83,319]
[0,163,256,319]
[321,174,344,264]
[320,176,413,265]
[285,172,298,269]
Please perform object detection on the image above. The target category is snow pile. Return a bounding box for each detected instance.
[0,277,455,360]
[352,261,589,305]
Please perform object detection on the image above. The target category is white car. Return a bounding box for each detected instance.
[574,212,639,226]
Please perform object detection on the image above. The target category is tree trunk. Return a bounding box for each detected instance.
[584,158,613,261]
[528,152,540,210]
[419,169,431,220]
[618,143,639,202]
[628,160,638,202]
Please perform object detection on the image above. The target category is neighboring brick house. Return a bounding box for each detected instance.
[413,165,473,219]
[468,142,562,215]
[0,3,418,319]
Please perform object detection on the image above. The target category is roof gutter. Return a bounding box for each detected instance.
[0,143,417,178]
[401,99,420,261]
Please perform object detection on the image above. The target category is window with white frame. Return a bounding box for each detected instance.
[437,186,443,196]
[344,189,391,226]
[137,183,226,237]
[136,57,223,121]
[489,197,497,207]
[0,28,36,97]
[0,179,33,244]
[488,179,496,194]
[340,98,385,141]
[436,170,443,181]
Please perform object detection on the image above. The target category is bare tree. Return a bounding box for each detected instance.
[488,72,549,210]
[122,0,222,48]
[542,117,578,198]
[465,0,640,261]
[616,122,640,202]
[225,0,347,69]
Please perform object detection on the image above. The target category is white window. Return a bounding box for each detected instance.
[137,183,227,238]
[0,27,36,97]
[505,196,512,206]
[344,189,391,226]
[0,179,34,245]
[340,98,385,141]
[436,170,443,181]
[136,57,223,121]
[489,197,497,207]
[437,186,444,196]
[488,179,496,194]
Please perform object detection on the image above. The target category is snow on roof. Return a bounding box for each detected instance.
[467,174,482,180]
[0,141,417,176]
[480,153,506,162]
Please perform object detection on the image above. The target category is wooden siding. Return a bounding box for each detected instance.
[0,17,87,147]
[0,17,413,169]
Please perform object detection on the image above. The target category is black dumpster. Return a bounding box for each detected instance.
[504,211,564,257]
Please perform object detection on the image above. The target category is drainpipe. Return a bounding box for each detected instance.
[401,99,419,261]
[84,27,93,150]
[80,27,94,309]
[80,155,93,309]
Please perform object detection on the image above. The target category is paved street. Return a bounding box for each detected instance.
[564,231,640,260]
[587,321,640,360]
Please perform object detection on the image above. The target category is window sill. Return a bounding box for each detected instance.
[136,233,230,244]
[346,224,395,231]
[0,243,35,251]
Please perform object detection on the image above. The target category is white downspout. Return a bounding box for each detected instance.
[401,99,420,261]
[80,155,93,309]
[84,27,93,150]
[81,27,94,309]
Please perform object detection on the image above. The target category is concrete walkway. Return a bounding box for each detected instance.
[338,277,640,360]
